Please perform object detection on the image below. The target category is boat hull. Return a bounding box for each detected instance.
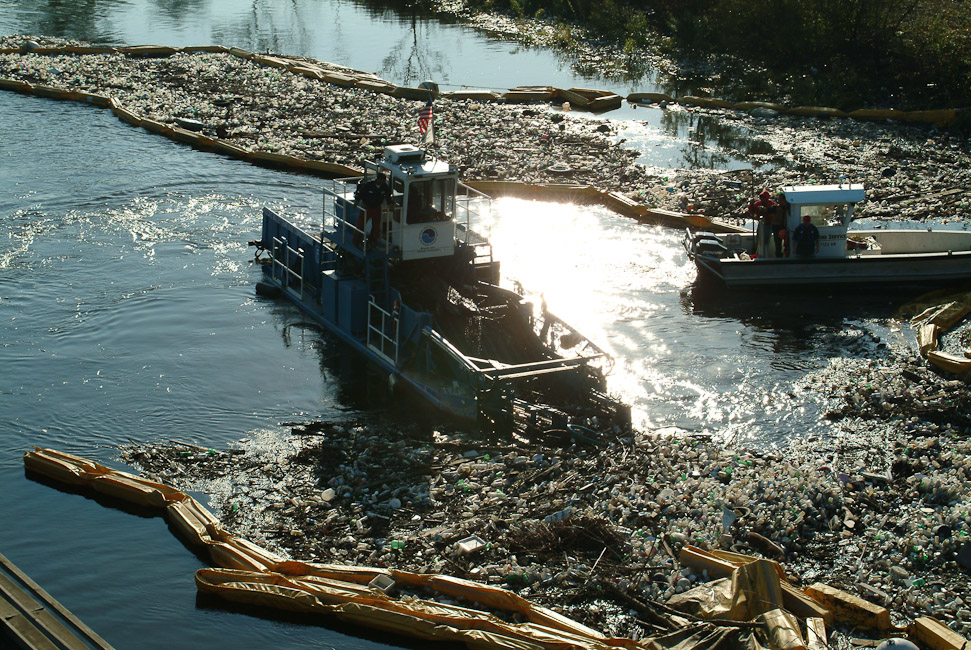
[696,250,971,288]
[686,228,971,288]
[256,205,625,428]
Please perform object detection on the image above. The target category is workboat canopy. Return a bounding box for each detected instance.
[779,183,865,258]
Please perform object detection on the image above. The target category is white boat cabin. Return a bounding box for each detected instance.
[778,183,865,258]
[361,144,462,261]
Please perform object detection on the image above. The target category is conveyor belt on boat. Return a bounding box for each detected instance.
[511,391,629,443]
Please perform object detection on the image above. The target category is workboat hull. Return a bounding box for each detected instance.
[686,228,971,288]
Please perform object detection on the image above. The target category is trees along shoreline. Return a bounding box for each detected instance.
[451,0,971,113]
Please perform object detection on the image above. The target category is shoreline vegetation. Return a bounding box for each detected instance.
[422,0,971,113]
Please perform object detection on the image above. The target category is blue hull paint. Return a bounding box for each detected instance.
[258,206,478,419]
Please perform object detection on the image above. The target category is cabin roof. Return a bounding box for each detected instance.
[782,184,865,205]
[381,145,454,178]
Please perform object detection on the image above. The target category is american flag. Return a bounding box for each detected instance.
[418,101,433,134]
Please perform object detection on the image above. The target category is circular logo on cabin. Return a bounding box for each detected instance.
[420,227,438,246]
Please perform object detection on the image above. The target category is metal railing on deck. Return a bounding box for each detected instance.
[322,177,373,254]
[367,298,399,365]
[271,236,304,300]
[456,182,494,270]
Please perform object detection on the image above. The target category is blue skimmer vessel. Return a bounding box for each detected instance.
[252,145,629,433]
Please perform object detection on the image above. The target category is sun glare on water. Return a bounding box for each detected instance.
[474,197,695,425]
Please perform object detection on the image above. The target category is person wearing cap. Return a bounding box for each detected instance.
[748,190,778,257]
[792,214,820,258]
[354,172,391,246]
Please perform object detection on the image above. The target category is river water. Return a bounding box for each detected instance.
[0,2,914,649]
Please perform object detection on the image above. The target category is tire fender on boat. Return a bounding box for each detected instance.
[255,280,281,298]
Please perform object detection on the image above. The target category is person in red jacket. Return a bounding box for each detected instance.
[353,173,391,247]
[748,190,778,257]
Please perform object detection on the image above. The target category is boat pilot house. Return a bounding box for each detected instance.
[358,145,462,261]
[780,184,865,258]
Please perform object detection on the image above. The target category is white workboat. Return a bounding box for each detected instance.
[684,184,971,288]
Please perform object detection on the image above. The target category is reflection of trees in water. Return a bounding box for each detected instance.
[11,0,660,90]
[374,6,449,87]
[225,0,312,58]
[660,110,773,169]
[149,0,207,22]
[8,0,119,43]
[363,0,652,87]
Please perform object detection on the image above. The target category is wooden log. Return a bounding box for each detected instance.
[804,583,893,633]
[908,616,971,650]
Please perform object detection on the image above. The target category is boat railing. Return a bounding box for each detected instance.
[322,178,395,256]
[536,309,614,376]
[270,235,305,300]
[424,317,610,387]
[322,178,355,248]
[455,182,489,238]
[476,356,595,380]
[367,298,399,365]
[421,327,494,391]
[457,182,495,273]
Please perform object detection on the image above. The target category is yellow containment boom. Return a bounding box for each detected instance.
[21,447,638,650]
[22,448,971,650]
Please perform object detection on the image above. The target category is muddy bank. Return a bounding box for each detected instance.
[120,343,971,640]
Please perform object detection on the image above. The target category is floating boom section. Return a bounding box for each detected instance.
[23,447,640,650]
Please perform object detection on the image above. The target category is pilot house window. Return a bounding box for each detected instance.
[801,204,848,227]
[406,178,455,225]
